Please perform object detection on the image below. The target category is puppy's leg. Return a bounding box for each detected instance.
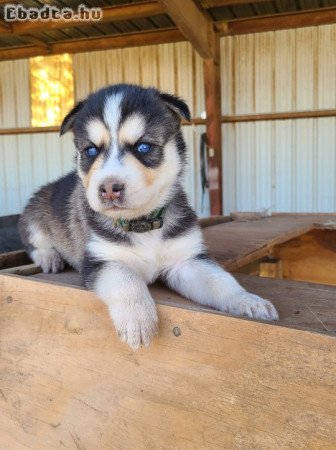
[82,258,158,350]
[26,223,64,273]
[165,256,278,321]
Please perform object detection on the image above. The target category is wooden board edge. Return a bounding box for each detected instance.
[1,271,335,343]
[224,223,314,271]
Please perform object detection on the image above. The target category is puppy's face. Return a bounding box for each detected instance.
[61,85,190,219]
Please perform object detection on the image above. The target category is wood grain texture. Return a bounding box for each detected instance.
[0,250,30,270]
[220,7,336,36]
[0,274,335,449]
[200,0,268,6]
[2,109,336,135]
[0,29,185,61]
[272,229,336,286]
[29,268,336,335]
[203,213,336,270]
[158,0,215,59]
[259,258,283,279]
[204,34,223,215]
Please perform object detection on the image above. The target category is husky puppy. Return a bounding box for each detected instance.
[19,84,278,349]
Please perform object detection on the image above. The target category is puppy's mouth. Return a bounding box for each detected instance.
[101,200,126,210]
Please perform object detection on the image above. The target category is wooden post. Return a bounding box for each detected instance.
[204,33,223,216]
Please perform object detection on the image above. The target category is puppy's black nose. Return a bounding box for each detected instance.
[99,180,124,200]
[112,183,124,193]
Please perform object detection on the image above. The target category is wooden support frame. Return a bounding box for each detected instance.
[158,0,215,59]
[0,28,184,61]
[1,8,336,61]
[1,109,336,136]
[218,7,336,35]
[221,109,336,122]
[200,0,267,6]
[159,0,223,215]
[204,37,223,215]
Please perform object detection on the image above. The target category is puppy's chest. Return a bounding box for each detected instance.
[88,230,193,283]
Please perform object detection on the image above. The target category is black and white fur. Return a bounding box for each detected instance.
[19,84,278,350]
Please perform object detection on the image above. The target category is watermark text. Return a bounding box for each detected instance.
[4,4,102,22]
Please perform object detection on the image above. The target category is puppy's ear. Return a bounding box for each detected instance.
[160,93,191,123]
[60,101,85,136]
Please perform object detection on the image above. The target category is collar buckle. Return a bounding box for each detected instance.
[116,210,165,233]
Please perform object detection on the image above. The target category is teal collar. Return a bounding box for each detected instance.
[115,207,166,233]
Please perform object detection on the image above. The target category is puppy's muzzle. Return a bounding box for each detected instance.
[99,178,125,201]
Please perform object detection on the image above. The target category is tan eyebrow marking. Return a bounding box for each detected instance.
[86,118,110,148]
[119,113,145,145]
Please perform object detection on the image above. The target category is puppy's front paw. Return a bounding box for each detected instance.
[111,301,158,350]
[31,248,64,273]
[224,292,279,321]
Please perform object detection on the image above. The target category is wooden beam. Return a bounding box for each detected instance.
[204,34,223,216]
[219,7,336,35]
[158,0,223,214]
[0,2,164,36]
[1,109,336,135]
[0,250,31,270]
[200,0,267,6]
[0,126,60,135]
[0,20,11,32]
[158,0,216,59]
[0,28,184,61]
[221,109,336,122]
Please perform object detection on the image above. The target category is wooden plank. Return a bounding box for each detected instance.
[0,249,30,270]
[0,122,206,135]
[200,0,269,6]
[203,213,336,271]
[0,273,335,449]
[272,229,336,287]
[219,7,336,36]
[0,20,11,32]
[0,2,164,36]
[198,215,230,227]
[2,109,336,135]
[0,29,185,61]
[221,109,336,122]
[235,273,336,334]
[158,0,216,59]
[259,257,283,279]
[29,266,336,335]
[0,263,41,276]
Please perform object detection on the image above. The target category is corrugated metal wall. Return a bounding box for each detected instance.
[73,42,205,117]
[0,43,209,216]
[1,25,336,216]
[0,127,209,217]
[0,133,74,216]
[221,25,336,214]
[0,59,30,128]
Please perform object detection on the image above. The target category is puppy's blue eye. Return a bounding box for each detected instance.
[86,146,98,157]
[137,143,151,153]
